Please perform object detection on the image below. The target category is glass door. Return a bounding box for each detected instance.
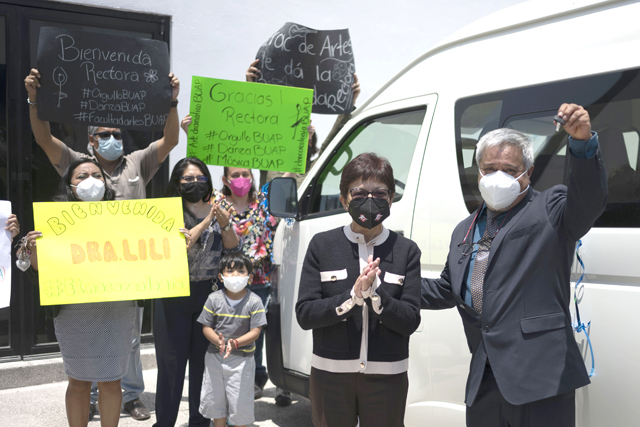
[0,0,169,360]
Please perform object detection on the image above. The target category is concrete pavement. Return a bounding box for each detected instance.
[0,347,313,427]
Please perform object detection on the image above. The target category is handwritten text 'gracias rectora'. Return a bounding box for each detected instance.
[190,78,310,171]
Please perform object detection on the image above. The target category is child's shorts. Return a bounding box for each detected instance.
[200,351,256,425]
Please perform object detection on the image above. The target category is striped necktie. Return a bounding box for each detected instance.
[470,209,499,314]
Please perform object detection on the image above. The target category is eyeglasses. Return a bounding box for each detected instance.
[93,131,123,140]
[348,188,391,199]
[181,175,208,183]
[458,237,494,256]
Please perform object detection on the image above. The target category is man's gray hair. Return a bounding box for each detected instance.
[87,126,99,139]
[87,126,99,155]
[475,128,534,170]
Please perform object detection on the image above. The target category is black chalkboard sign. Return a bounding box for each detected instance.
[255,23,356,115]
[36,27,171,131]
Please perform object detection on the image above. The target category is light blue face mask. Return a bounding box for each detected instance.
[94,136,123,161]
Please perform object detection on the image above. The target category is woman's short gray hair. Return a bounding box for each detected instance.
[475,128,534,171]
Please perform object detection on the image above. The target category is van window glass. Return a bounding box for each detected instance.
[459,100,503,168]
[455,67,640,227]
[307,108,426,215]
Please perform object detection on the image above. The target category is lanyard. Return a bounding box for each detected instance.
[461,203,513,246]
[573,240,595,377]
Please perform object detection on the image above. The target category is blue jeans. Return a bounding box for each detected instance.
[251,286,270,388]
[91,305,145,404]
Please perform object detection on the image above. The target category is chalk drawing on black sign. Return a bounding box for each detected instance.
[289,24,318,40]
[144,69,158,83]
[52,66,68,108]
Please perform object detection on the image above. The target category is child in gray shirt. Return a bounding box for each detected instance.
[197,252,267,427]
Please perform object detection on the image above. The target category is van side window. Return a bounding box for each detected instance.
[306,108,426,216]
[455,67,640,227]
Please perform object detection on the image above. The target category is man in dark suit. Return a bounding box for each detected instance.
[421,103,607,427]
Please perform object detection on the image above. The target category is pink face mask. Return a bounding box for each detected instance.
[228,176,252,197]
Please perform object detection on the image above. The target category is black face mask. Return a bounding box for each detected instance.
[180,182,208,203]
[348,197,390,229]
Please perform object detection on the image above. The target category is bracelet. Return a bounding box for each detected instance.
[27,97,36,106]
[170,99,178,107]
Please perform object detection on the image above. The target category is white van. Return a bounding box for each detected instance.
[265,1,640,425]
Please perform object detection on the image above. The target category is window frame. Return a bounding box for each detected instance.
[299,106,428,221]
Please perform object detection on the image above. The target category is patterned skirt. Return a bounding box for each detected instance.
[54,300,136,382]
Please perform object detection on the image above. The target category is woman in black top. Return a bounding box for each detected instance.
[153,157,241,427]
[296,152,422,427]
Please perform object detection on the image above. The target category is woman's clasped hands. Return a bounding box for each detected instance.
[354,255,381,298]
[180,202,232,250]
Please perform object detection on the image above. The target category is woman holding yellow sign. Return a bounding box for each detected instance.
[23,157,134,427]
[153,157,241,427]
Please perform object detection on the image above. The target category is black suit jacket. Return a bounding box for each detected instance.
[422,141,607,406]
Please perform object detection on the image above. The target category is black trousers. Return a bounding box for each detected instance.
[467,365,575,427]
[153,280,212,427]
[309,367,408,427]
[251,286,270,388]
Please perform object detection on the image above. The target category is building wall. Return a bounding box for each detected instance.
[51,0,526,184]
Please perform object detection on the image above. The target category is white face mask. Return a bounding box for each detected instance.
[222,275,249,293]
[71,176,106,201]
[478,170,529,211]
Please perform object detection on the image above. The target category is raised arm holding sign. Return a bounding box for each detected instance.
[25,68,180,186]
[26,27,181,201]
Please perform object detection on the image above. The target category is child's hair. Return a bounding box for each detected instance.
[219,252,253,275]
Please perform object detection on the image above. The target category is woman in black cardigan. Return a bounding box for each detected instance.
[296,152,422,427]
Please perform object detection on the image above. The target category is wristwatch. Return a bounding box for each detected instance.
[221,223,232,232]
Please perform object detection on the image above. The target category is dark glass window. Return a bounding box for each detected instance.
[306,108,426,217]
[0,15,8,349]
[455,68,640,227]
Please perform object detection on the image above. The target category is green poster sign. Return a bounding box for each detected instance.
[187,76,313,173]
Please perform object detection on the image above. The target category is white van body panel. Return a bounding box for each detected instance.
[271,1,640,425]
[364,0,640,113]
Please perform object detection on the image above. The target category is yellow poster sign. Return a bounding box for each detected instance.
[33,198,189,305]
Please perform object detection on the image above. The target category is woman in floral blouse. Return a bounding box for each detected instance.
[214,167,276,288]
[188,166,277,398]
